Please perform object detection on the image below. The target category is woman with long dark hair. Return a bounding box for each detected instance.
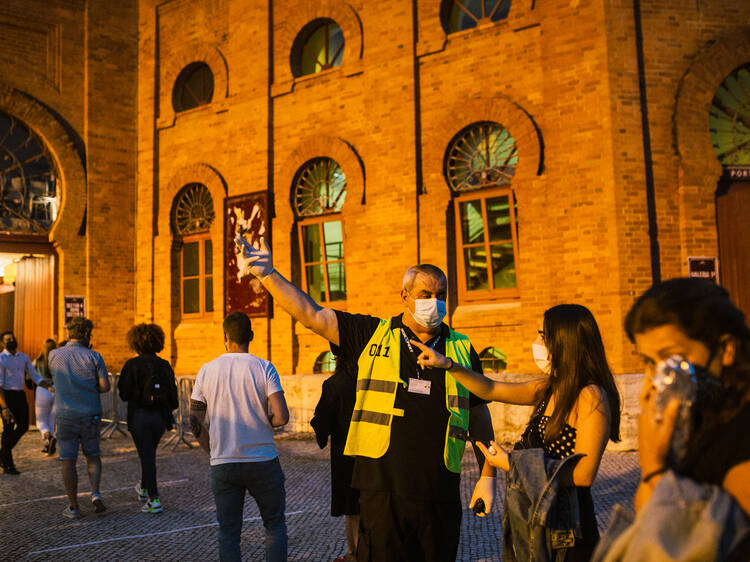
[624,278,750,516]
[33,338,57,455]
[413,304,621,560]
[118,323,178,514]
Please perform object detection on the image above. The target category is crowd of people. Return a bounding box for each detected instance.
[0,237,748,561]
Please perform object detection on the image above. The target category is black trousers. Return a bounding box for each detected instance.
[357,489,462,562]
[0,390,29,468]
[129,407,165,498]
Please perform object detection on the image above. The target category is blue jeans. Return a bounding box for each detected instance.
[210,457,287,562]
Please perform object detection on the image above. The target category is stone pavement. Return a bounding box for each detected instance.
[0,429,639,561]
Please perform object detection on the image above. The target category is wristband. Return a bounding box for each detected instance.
[260,268,275,282]
[445,357,454,371]
[641,467,667,484]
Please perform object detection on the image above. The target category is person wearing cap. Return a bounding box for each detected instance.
[236,236,496,562]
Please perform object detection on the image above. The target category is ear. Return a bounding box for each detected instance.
[720,334,736,367]
[248,330,254,343]
[400,289,410,307]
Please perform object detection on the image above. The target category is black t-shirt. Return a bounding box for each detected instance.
[335,311,486,503]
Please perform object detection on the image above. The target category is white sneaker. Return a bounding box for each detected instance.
[135,483,148,501]
[142,498,163,513]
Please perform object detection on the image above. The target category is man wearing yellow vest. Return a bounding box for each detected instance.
[237,236,496,561]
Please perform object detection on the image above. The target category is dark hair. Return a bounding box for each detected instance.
[541,304,621,443]
[126,323,165,355]
[66,317,94,341]
[223,312,253,345]
[0,331,13,340]
[625,278,750,405]
[35,339,57,373]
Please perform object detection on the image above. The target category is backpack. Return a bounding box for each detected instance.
[141,363,170,408]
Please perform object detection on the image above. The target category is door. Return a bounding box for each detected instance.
[717,181,750,319]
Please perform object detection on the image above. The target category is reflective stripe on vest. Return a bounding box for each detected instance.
[344,318,473,474]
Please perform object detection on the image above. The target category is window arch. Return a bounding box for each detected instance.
[0,110,59,234]
[173,184,215,316]
[441,0,511,34]
[479,347,507,373]
[172,62,215,113]
[293,158,347,303]
[446,122,520,301]
[313,350,337,374]
[710,63,750,167]
[292,19,345,77]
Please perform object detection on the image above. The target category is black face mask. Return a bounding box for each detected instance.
[692,346,729,411]
[5,341,17,352]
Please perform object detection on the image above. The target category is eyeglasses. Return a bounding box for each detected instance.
[537,330,545,341]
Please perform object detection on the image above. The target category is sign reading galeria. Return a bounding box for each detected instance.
[64,295,86,325]
[224,192,271,317]
[687,256,719,283]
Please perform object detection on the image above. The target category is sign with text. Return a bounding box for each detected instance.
[725,167,750,181]
[63,295,86,325]
[687,256,718,283]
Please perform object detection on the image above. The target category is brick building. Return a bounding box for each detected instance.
[1,0,748,393]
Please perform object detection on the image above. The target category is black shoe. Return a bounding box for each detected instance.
[42,444,49,454]
[3,466,20,475]
[48,437,56,456]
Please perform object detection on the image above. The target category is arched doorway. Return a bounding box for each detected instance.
[710,62,750,317]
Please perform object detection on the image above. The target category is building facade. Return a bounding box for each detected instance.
[1,0,749,390]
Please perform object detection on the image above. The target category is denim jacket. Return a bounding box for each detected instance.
[592,470,750,562]
[503,448,585,562]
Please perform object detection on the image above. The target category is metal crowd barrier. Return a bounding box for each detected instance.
[161,376,196,450]
[100,373,128,438]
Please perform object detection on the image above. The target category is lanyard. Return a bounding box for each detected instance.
[401,329,441,379]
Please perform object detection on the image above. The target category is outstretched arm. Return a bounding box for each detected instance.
[236,236,339,346]
[411,339,546,404]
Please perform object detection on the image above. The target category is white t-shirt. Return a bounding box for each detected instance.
[191,353,284,465]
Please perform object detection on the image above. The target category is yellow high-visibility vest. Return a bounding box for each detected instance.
[343,318,473,473]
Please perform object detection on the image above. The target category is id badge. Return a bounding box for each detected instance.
[408,378,431,395]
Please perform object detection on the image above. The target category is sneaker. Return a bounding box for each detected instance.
[2,465,20,475]
[48,437,56,456]
[142,498,163,513]
[91,494,106,513]
[134,483,148,501]
[62,506,80,519]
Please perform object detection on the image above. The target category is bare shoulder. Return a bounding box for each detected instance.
[576,384,610,418]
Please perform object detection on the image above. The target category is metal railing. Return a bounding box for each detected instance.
[101,373,128,438]
[161,376,195,450]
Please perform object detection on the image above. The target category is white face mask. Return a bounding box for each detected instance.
[410,297,447,329]
[532,343,551,375]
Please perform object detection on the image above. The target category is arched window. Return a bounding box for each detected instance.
[293,158,347,302]
[292,19,345,77]
[479,347,507,373]
[710,63,750,167]
[313,350,337,374]
[173,184,215,316]
[445,122,520,301]
[0,110,59,234]
[172,62,215,113]
[441,0,511,34]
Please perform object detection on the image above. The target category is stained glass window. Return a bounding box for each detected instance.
[293,158,347,217]
[710,63,750,167]
[442,0,511,34]
[172,62,214,113]
[0,110,59,234]
[445,122,518,192]
[295,19,344,77]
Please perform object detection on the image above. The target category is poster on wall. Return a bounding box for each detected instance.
[63,295,86,325]
[224,192,271,317]
[687,256,719,283]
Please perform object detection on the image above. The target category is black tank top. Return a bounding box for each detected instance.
[529,400,577,459]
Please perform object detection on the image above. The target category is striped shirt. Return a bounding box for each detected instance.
[0,349,42,390]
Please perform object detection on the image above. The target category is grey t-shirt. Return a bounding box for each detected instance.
[49,342,109,421]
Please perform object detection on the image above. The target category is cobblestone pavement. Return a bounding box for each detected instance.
[0,429,638,561]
